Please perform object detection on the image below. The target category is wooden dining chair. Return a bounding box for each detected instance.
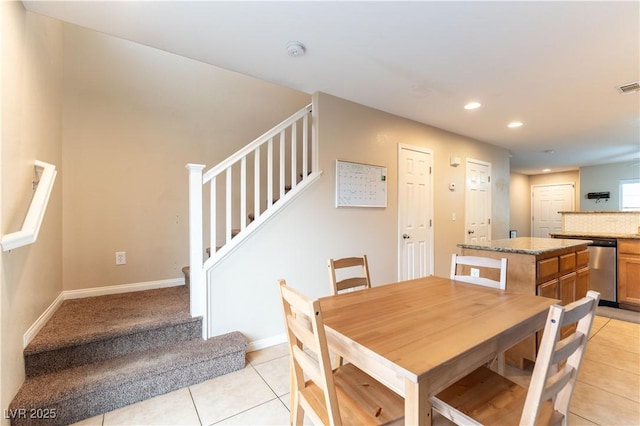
[450,253,508,289]
[451,253,508,374]
[327,255,372,367]
[430,290,600,426]
[327,255,371,295]
[278,280,404,426]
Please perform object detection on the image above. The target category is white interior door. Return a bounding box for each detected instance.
[465,159,491,243]
[532,183,575,237]
[398,144,433,281]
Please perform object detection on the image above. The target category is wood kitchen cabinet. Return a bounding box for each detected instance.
[460,237,590,368]
[618,239,640,311]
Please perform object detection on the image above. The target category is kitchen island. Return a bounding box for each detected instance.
[458,237,591,368]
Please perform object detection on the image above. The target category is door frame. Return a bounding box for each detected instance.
[397,143,434,281]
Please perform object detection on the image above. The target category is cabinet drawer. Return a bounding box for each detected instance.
[576,249,589,267]
[619,239,640,255]
[537,257,559,282]
[559,253,576,273]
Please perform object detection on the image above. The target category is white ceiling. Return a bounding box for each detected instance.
[24,1,640,175]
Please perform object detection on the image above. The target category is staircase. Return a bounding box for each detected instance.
[186,102,321,337]
[8,286,247,426]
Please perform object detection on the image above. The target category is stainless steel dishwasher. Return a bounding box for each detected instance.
[553,236,618,306]
[588,238,617,306]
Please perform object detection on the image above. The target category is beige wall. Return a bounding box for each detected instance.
[1,3,63,417]
[509,172,531,236]
[61,24,310,290]
[208,93,511,342]
[580,161,639,211]
[508,170,580,237]
[529,170,580,209]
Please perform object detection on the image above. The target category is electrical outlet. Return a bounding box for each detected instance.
[115,251,126,265]
[470,268,480,278]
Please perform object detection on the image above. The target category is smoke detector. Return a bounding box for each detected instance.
[286,41,306,57]
[617,81,640,94]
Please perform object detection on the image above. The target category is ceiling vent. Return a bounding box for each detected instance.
[617,81,640,94]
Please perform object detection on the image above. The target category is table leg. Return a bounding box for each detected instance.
[404,378,431,426]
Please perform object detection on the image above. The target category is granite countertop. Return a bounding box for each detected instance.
[558,211,640,214]
[550,232,640,240]
[457,237,593,255]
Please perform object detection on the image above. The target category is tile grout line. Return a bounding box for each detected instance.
[250,360,286,401]
[210,397,284,425]
[187,386,204,426]
[248,352,293,414]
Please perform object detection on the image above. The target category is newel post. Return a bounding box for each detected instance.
[186,163,207,339]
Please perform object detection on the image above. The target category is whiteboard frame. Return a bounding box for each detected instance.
[335,160,387,208]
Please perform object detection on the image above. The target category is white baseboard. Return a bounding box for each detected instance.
[23,277,185,348]
[23,292,65,348]
[247,333,287,352]
[62,278,184,300]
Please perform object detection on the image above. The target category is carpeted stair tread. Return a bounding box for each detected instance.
[10,332,247,426]
[24,317,203,378]
[25,286,192,356]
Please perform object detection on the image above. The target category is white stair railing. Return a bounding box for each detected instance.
[186,103,320,338]
[1,160,57,252]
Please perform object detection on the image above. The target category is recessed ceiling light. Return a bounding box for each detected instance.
[508,121,523,128]
[464,102,481,110]
[542,168,551,173]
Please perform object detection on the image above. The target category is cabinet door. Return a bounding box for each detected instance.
[536,279,559,350]
[559,272,577,306]
[559,253,576,274]
[618,254,640,306]
[538,279,559,299]
[576,267,589,300]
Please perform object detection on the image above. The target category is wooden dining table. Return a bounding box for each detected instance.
[318,275,559,425]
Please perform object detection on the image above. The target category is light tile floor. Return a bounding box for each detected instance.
[72,315,639,426]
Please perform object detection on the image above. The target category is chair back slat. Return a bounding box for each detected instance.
[335,277,370,292]
[287,316,317,354]
[450,254,507,290]
[292,345,325,390]
[551,331,585,365]
[453,275,504,289]
[540,364,574,402]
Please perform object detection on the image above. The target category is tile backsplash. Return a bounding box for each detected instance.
[562,212,640,234]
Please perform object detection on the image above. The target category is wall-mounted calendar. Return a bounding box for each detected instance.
[335,160,387,208]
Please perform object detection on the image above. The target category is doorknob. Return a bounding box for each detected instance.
[467,230,475,235]
[402,234,411,239]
